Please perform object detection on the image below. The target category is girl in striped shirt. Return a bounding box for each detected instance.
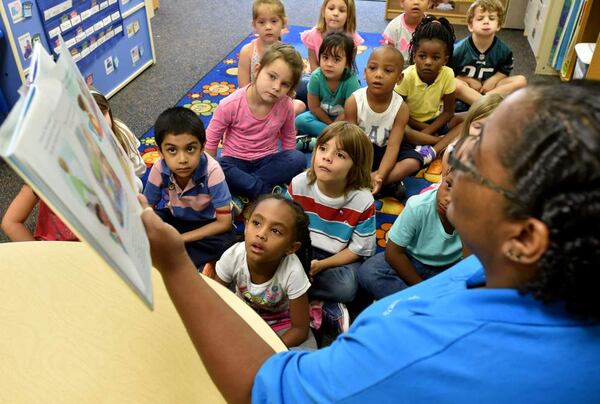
[287,121,376,332]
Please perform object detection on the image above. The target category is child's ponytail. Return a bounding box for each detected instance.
[89,89,138,157]
[289,201,313,275]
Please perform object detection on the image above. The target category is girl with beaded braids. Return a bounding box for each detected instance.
[140,80,600,402]
[396,16,462,166]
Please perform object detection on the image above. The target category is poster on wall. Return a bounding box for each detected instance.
[32,33,42,46]
[18,32,34,60]
[8,0,24,23]
[130,45,139,64]
[23,1,33,18]
[104,55,114,74]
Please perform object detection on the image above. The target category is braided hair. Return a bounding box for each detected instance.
[499,81,600,320]
[247,194,313,274]
[408,15,455,67]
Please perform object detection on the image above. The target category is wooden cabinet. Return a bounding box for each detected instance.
[523,0,555,57]
[523,0,566,75]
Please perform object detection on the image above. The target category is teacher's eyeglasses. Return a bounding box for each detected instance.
[447,135,520,203]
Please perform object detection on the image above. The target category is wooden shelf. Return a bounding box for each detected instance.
[558,0,600,80]
[586,33,600,80]
[385,0,478,25]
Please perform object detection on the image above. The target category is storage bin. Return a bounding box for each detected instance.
[574,42,596,79]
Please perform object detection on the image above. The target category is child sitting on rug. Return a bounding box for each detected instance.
[453,0,527,106]
[90,89,146,192]
[237,0,305,115]
[238,0,287,88]
[295,32,360,139]
[395,16,461,165]
[287,122,376,334]
[345,46,423,199]
[205,43,306,210]
[357,172,463,300]
[295,0,363,105]
[1,184,79,242]
[215,195,316,349]
[382,0,430,66]
[301,0,363,73]
[143,107,235,271]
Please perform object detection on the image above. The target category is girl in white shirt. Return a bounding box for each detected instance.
[216,194,315,348]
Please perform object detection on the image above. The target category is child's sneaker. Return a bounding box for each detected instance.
[378,181,406,202]
[309,300,324,330]
[323,301,350,334]
[455,100,470,113]
[389,181,406,201]
[296,135,316,152]
[415,145,436,166]
[271,184,288,195]
[231,195,249,218]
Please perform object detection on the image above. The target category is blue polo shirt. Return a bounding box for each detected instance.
[252,256,600,402]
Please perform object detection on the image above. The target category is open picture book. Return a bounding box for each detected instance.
[0,40,153,309]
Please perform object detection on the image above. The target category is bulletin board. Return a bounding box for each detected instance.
[39,0,125,64]
[0,0,155,103]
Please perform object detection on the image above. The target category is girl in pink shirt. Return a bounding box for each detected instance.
[295,0,363,109]
[205,43,306,200]
[238,0,287,88]
[301,0,363,72]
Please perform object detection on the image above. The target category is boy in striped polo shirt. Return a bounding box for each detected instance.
[144,107,235,270]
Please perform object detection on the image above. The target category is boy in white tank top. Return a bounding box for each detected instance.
[345,46,430,198]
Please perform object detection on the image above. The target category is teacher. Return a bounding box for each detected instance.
[141,81,600,403]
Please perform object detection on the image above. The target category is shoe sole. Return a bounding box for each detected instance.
[339,305,350,333]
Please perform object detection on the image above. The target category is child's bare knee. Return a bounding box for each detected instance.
[515,75,528,89]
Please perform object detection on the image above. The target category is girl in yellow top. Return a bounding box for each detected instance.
[395,16,461,164]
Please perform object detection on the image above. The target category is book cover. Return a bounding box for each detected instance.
[0,40,153,309]
[550,0,574,66]
[553,0,585,69]
[560,0,593,80]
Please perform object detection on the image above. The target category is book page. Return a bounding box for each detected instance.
[0,41,153,308]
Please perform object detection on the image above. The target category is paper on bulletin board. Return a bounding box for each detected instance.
[37,0,124,65]
[43,0,72,21]
[8,0,24,23]
[18,32,33,60]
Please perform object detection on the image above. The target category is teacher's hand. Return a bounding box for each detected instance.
[138,195,189,275]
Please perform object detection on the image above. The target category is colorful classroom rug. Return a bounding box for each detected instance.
[137,25,442,251]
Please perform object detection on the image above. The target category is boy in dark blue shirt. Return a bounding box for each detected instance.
[453,0,526,106]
